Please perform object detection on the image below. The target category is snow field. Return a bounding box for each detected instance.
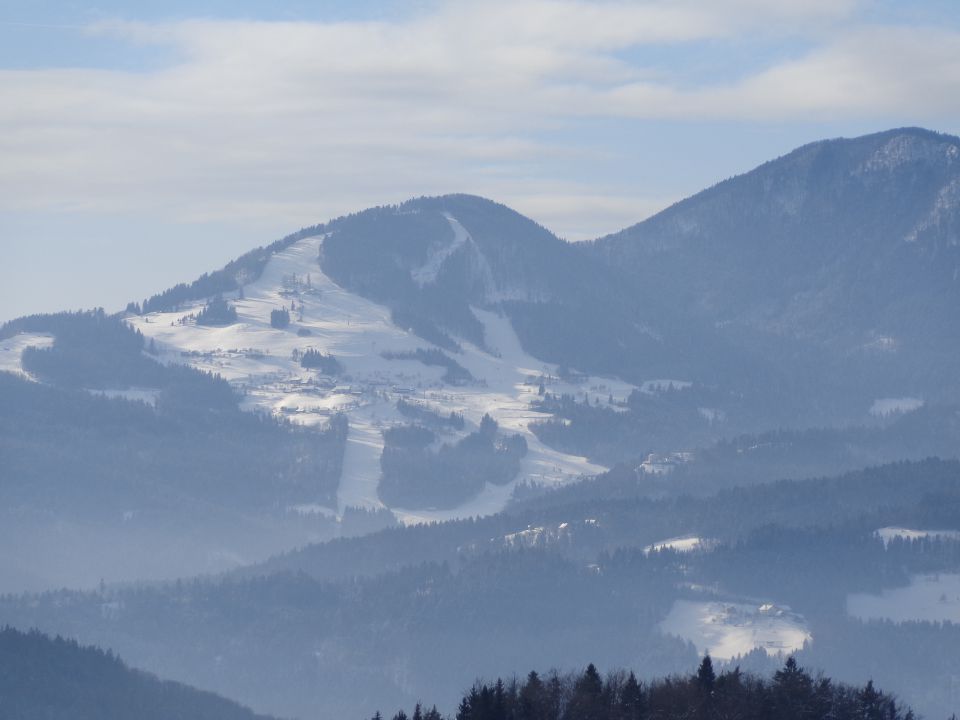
[875,527,960,546]
[659,599,811,661]
[0,332,54,380]
[847,573,960,623]
[644,536,715,555]
[127,221,640,524]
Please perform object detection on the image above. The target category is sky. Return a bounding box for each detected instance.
[2,0,960,321]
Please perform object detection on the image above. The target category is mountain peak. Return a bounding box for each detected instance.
[589,127,960,370]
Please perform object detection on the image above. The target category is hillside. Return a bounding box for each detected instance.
[3,459,958,720]
[591,127,960,409]
[0,626,274,720]
[2,128,960,720]
[4,129,960,595]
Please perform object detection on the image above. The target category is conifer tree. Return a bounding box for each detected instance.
[696,655,715,692]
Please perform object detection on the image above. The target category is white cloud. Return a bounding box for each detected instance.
[0,0,957,242]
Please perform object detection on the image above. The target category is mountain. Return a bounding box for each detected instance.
[3,131,960,720]
[590,127,960,406]
[0,626,274,720]
[4,128,960,594]
[317,194,739,398]
[0,312,349,593]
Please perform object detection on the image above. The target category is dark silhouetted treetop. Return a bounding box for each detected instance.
[382,659,910,720]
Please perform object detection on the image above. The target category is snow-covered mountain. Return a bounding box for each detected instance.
[5,130,960,720]
[6,127,960,592]
[126,224,635,524]
[110,127,960,520]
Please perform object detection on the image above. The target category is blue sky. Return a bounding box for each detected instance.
[2,0,960,320]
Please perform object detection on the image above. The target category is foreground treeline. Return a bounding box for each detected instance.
[379,658,912,720]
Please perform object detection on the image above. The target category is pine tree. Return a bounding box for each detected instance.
[457,695,473,720]
[620,672,645,720]
[567,664,605,720]
[696,655,715,692]
[770,657,815,720]
[518,671,545,720]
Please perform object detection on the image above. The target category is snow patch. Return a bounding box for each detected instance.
[644,536,714,555]
[0,332,54,380]
[848,573,960,623]
[875,527,960,546]
[660,599,811,661]
[497,519,598,548]
[411,213,470,287]
[638,451,694,476]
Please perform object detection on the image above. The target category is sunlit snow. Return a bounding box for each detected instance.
[127,223,638,524]
[660,599,811,661]
[847,573,960,623]
[644,536,714,554]
[0,332,54,380]
[875,527,960,546]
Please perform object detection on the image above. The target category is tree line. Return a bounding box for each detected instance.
[377,657,913,720]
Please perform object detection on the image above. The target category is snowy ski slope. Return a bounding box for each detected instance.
[127,222,638,524]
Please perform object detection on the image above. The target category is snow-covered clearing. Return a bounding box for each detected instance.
[847,573,960,623]
[875,527,960,546]
[0,332,54,380]
[644,536,714,555]
[660,599,811,661]
[127,222,638,524]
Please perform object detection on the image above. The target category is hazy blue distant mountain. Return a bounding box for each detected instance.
[4,128,960,594]
[3,128,960,720]
[4,459,958,720]
[312,130,960,427]
[0,626,273,720]
[591,127,960,403]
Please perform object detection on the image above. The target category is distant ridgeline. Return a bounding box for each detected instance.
[377,658,912,720]
[316,131,960,429]
[119,129,960,430]
[0,626,274,720]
